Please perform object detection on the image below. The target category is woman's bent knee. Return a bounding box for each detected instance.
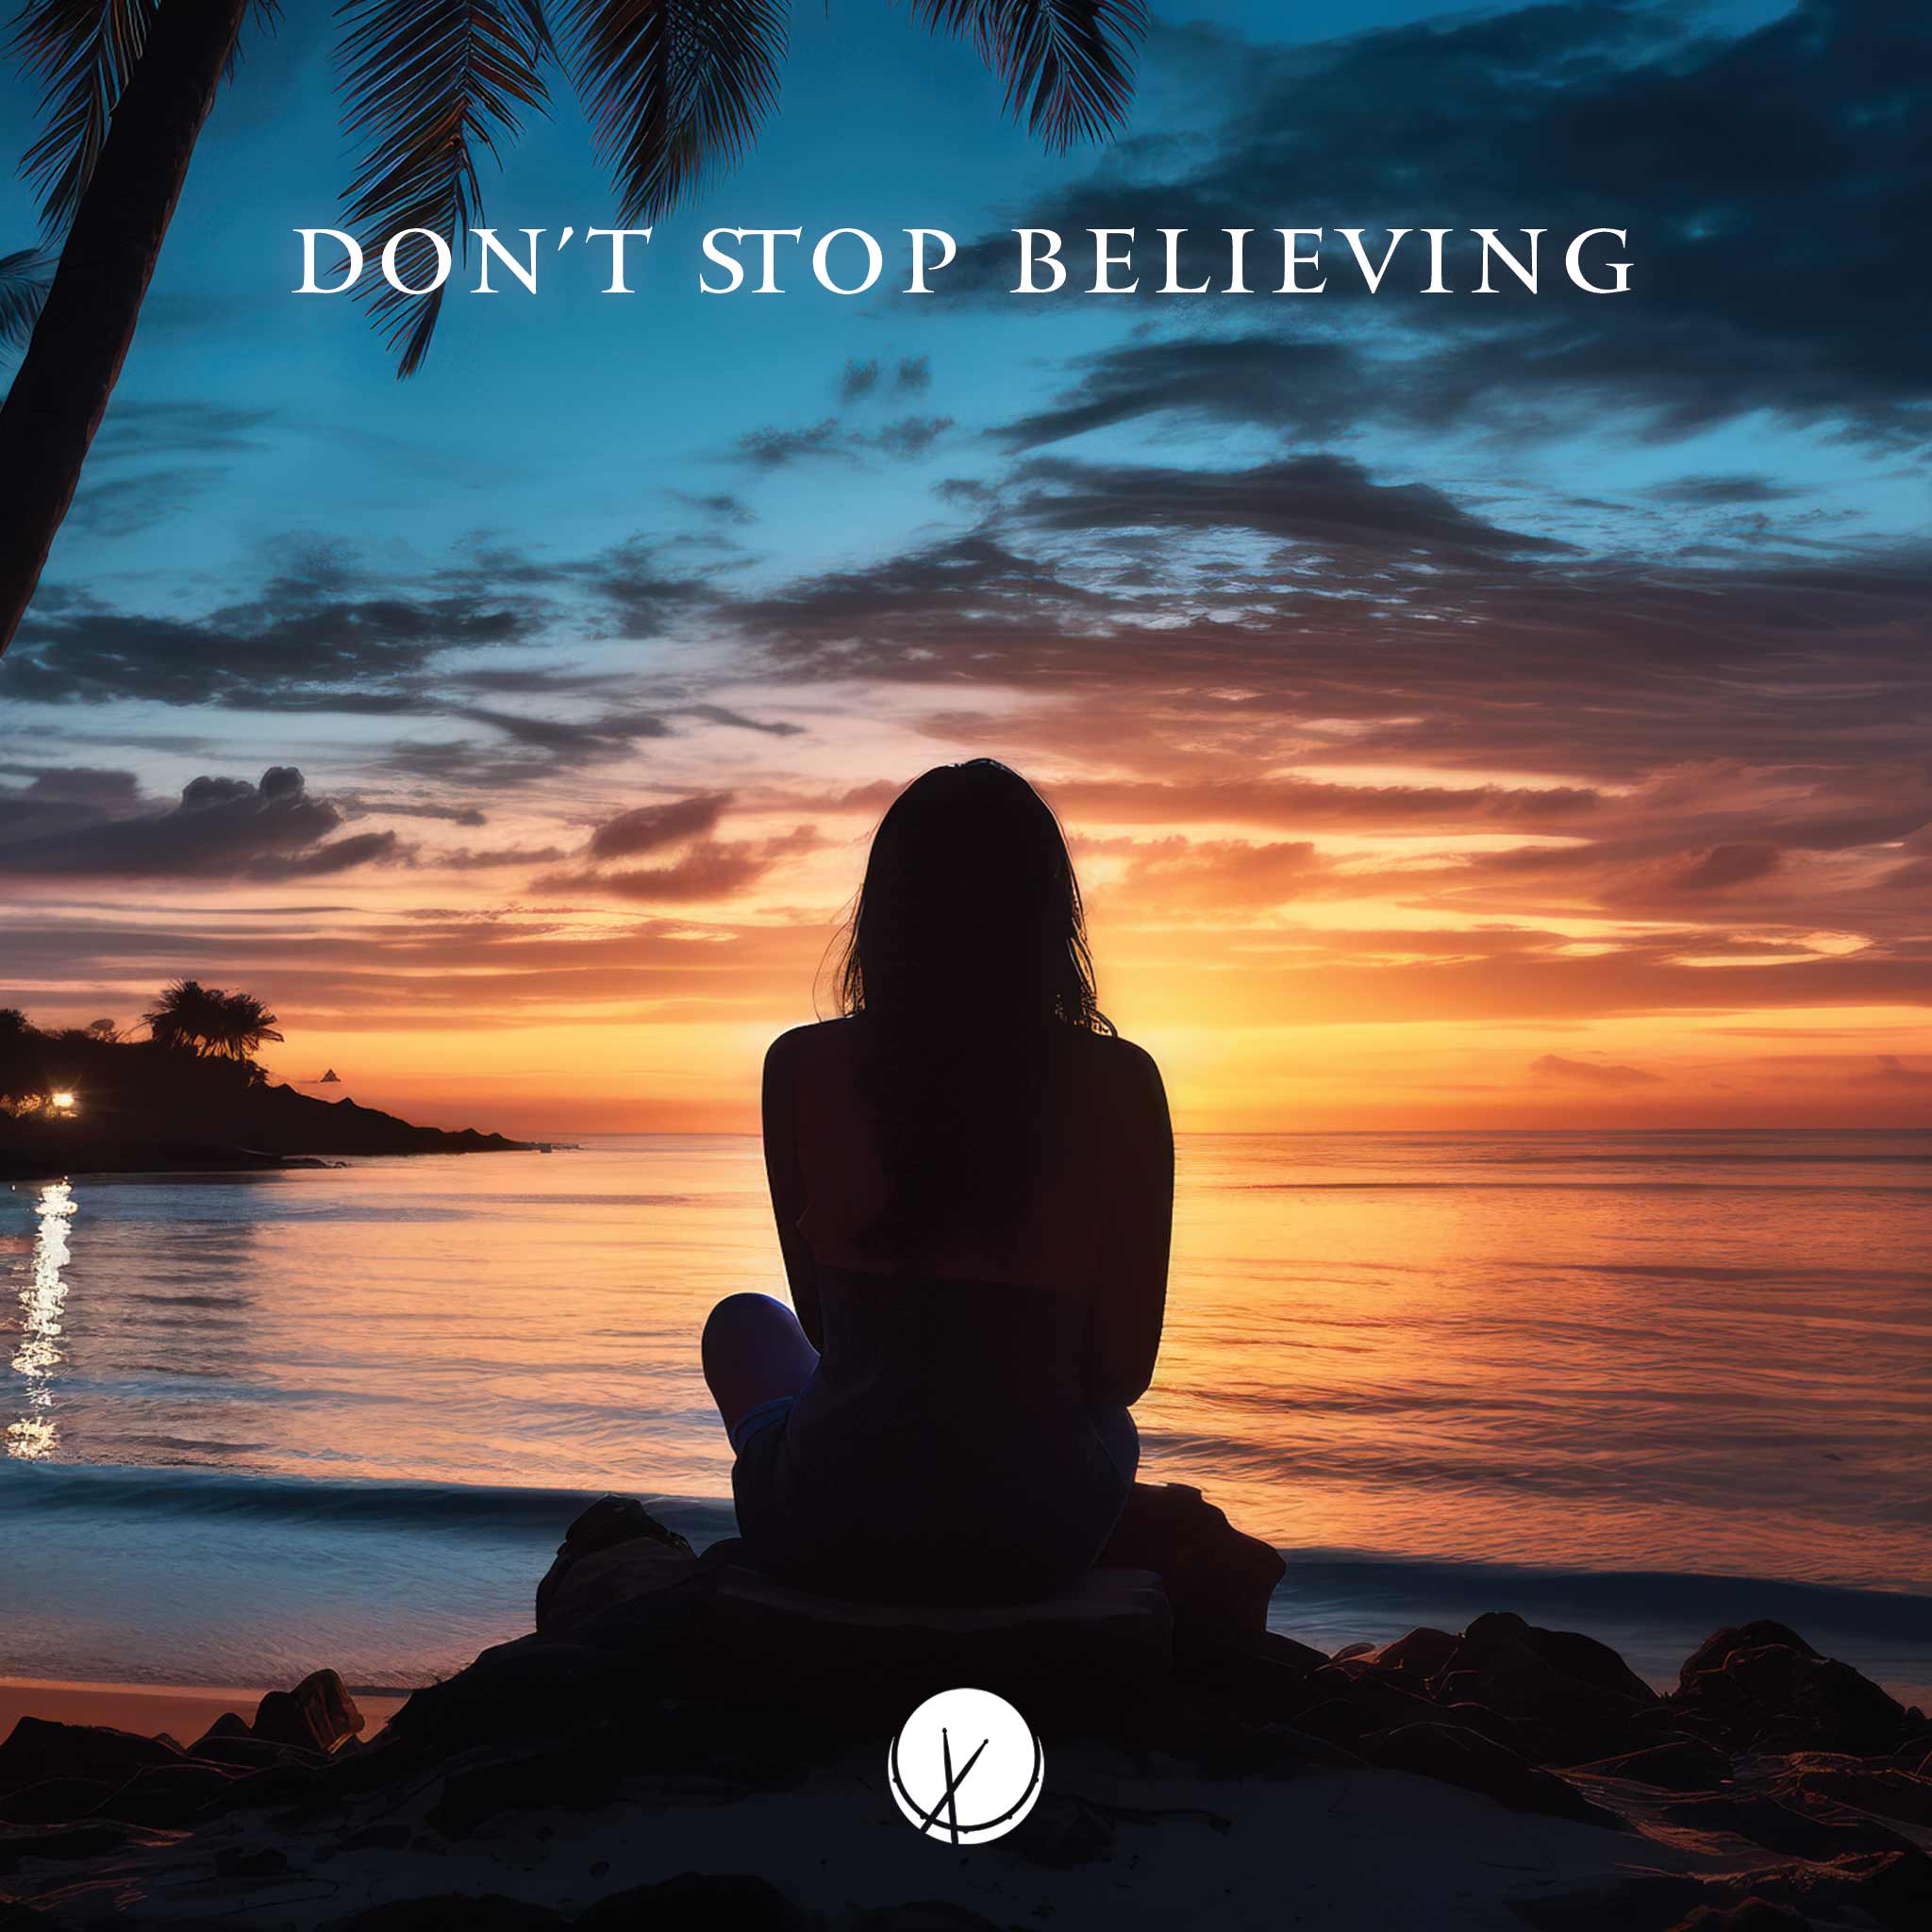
[702,1291,788,1355]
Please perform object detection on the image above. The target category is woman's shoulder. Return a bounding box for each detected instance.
[763,1016,859,1074]
[1053,1026,1167,1101]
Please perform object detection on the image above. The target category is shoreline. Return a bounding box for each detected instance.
[0,1676,408,1744]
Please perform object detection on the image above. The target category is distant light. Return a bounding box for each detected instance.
[50,1091,75,1113]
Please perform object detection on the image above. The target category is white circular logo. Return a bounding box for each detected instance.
[888,1687,1043,1843]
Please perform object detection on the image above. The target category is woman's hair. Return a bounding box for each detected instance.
[829,759,1112,1253]
[834,759,1110,1033]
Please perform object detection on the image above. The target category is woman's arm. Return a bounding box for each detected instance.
[761,1028,824,1350]
[1086,1041,1174,1408]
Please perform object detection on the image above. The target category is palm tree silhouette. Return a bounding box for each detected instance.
[0,1,1146,656]
[142,980,284,1066]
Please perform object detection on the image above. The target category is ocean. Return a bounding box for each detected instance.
[4,1131,1929,1706]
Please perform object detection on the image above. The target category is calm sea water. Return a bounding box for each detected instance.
[4,1132,1929,1702]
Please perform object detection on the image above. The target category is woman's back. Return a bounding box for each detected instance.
[705,758,1173,1603]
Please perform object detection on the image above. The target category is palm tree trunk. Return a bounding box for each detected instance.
[0,0,251,657]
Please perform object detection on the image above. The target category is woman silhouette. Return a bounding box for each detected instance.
[702,760,1173,1603]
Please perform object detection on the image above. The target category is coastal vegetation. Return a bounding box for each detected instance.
[0,989,524,1180]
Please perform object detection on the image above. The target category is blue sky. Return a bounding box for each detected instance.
[4,1,1928,1133]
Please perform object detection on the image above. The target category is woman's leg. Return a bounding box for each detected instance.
[702,1291,819,1447]
[1093,1405,1141,1485]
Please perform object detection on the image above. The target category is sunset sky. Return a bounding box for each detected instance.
[2,0,1928,1135]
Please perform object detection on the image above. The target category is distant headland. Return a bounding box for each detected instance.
[0,986,530,1184]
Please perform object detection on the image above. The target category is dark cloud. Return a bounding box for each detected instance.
[1530,1054,1662,1089]
[588,794,730,860]
[991,338,1359,451]
[1008,453,1571,564]
[536,825,820,906]
[736,413,956,469]
[1651,475,1806,508]
[0,766,407,881]
[863,415,954,459]
[1669,841,1783,892]
[679,704,805,738]
[894,357,931,394]
[941,2,1932,447]
[670,490,757,525]
[736,419,852,469]
[839,358,880,403]
[1856,1055,1932,1087]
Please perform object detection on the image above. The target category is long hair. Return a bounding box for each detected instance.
[831,760,1112,1254]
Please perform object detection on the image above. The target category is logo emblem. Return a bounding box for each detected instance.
[888,1687,1043,1843]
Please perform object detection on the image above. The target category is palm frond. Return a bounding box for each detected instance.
[225,2,287,85]
[553,0,788,225]
[0,247,55,352]
[10,0,159,233]
[336,0,554,377]
[909,0,1144,152]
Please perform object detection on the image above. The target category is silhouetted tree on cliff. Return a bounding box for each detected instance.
[142,980,284,1068]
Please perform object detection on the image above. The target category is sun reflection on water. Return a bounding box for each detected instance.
[8,1181,75,1460]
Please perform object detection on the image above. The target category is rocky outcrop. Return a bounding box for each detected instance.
[4,1496,1929,1929]
[1674,1631,1910,1756]
[251,1670,364,1754]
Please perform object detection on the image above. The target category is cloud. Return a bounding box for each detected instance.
[1669,842,1783,892]
[736,419,852,469]
[839,358,880,403]
[536,825,820,906]
[894,357,931,394]
[1530,1055,1662,1089]
[588,793,730,859]
[1855,1055,1932,1087]
[863,415,954,459]
[0,766,408,881]
[1007,453,1571,564]
[940,2,1932,447]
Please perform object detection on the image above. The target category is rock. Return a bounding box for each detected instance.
[1257,1630,1328,1672]
[192,1712,252,1749]
[575,1874,812,1931]
[252,1669,363,1753]
[1093,1482,1284,1645]
[425,1725,628,1840]
[1292,1698,1381,1750]
[1367,1722,1625,1829]
[1430,1611,1656,1763]
[1783,1763,1932,1826]
[1569,1738,1735,1790]
[0,1718,183,1798]
[390,1636,642,1757]
[92,1759,241,1828]
[1667,1901,1812,1932]
[1435,1701,1529,1755]
[187,1733,327,1774]
[1675,1641,1907,1756]
[336,1896,562,1930]
[1361,1626,1459,1682]
[1658,1790,1912,1860]
[688,1563,1174,1720]
[1,1777,117,1824]
[535,1498,700,1639]
[1678,1622,1820,1690]
[1292,1663,1439,1737]
[0,1818,142,1877]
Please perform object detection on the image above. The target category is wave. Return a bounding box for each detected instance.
[1271,1547,1932,1648]
[0,1462,734,1544]
[8,1465,1929,1651]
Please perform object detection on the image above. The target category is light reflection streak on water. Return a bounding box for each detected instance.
[8,1181,75,1459]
